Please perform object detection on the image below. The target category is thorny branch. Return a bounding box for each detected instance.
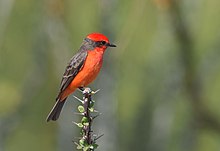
[74,88,102,151]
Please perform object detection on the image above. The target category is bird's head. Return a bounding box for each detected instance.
[83,33,116,52]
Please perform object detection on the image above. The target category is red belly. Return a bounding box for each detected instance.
[60,50,103,100]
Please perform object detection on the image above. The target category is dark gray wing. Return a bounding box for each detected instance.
[57,50,88,99]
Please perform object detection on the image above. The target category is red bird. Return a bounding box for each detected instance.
[46,33,116,122]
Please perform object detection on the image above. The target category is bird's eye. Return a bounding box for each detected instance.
[101,41,106,45]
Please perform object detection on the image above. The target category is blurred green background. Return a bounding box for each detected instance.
[1,0,220,150]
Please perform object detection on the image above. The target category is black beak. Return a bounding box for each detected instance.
[107,43,116,47]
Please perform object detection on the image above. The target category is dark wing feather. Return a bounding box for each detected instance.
[57,50,88,99]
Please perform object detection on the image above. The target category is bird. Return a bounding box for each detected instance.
[46,33,116,122]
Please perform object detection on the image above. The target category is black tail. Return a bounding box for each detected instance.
[46,98,66,122]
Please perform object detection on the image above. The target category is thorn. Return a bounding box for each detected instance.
[73,141,80,146]
[72,121,83,127]
[72,121,79,126]
[91,89,100,94]
[92,113,102,119]
[73,95,83,103]
[94,134,104,141]
[93,109,100,113]
[74,112,84,115]
[73,136,82,140]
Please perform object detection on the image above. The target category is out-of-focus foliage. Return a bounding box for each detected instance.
[0,0,220,151]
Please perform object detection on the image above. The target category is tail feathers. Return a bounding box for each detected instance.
[46,98,66,122]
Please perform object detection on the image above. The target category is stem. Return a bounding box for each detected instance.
[75,87,100,151]
[82,88,93,146]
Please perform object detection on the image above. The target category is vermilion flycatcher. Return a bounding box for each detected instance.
[46,33,116,122]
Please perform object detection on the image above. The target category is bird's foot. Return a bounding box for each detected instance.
[78,87,100,95]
